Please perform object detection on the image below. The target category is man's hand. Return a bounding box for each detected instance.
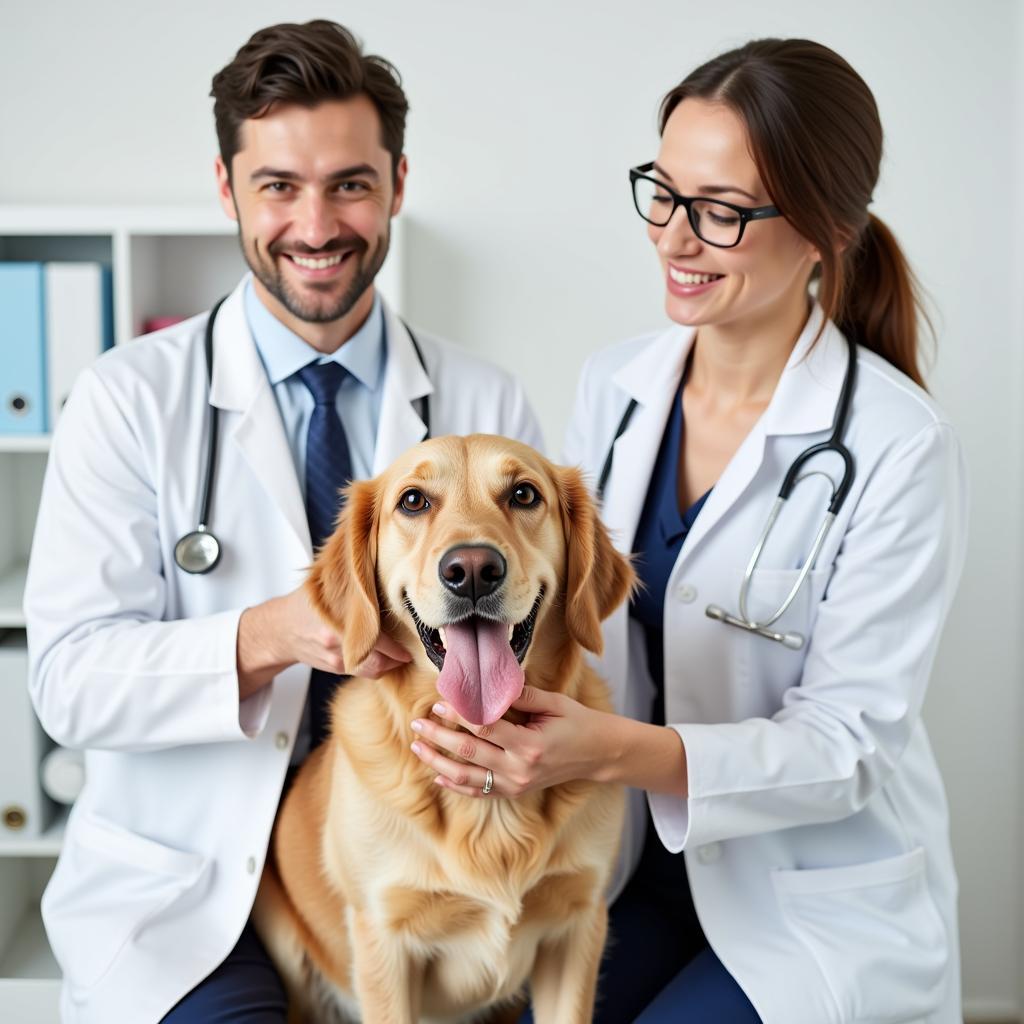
[237,584,411,699]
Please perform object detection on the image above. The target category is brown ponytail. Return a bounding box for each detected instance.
[660,39,931,388]
[838,214,929,388]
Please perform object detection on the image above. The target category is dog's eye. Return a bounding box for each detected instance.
[510,483,541,508]
[399,489,430,514]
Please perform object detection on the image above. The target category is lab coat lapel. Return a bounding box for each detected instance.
[209,280,311,560]
[760,308,849,437]
[372,300,432,473]
[674,304,845,569]
[596,324,692,707]
[601,325,694,555]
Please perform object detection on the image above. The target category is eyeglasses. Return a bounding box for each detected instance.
[629,162,781,248]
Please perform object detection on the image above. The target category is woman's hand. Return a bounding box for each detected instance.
[409,685,618,798]
[410,684,690,798]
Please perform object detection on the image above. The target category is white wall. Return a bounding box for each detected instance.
[3,0,1021,1015]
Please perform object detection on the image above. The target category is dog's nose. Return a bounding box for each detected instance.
[439,545,507,603]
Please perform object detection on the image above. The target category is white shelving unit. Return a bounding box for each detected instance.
[0,205,246,1023]
[1,205,405,1022]
[0,204,405,1022]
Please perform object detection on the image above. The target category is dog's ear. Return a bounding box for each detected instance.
[558,466,636,654]
[305,478,381,670]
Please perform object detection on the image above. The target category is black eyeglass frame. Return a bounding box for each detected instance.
[629,162,782,248]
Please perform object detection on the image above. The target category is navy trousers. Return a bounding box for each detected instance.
[162,819,760,1023]
[520,815,761,1023]
[160,925,286,1023]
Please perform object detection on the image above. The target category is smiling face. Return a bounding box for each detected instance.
[375,436,563,725]
[649,99,818,335]
[306,435,635,726]
[216,96,406,342]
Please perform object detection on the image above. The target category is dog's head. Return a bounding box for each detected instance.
[307,434,634,725]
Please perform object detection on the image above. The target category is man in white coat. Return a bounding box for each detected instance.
[24,20,542,1024]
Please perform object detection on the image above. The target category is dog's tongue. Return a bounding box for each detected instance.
[437,618,524,725]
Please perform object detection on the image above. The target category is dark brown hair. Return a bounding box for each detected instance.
[661,39,930,387]
[210,20,408,183]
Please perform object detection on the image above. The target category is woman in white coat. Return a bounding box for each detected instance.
[409,38,968,1023]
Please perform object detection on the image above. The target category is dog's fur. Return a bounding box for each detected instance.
[253,435,634,1023]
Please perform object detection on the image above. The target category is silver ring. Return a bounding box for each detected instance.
[482,769,494,795]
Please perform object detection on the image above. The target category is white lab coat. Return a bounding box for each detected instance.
[568,305,968,1024]
[24,276,543,1024]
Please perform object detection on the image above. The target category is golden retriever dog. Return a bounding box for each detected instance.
[253,434,634,1023]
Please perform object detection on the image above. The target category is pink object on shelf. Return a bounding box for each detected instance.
[142,315,187,334]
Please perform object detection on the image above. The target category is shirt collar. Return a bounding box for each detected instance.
[244,281,386,389]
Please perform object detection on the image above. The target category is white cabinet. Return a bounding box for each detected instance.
[0,205,246,1022]
[0,836,62,1021]
[0,205,405,1021]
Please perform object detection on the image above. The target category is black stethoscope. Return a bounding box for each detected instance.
[173,297,431,575]
[597,334,857,649]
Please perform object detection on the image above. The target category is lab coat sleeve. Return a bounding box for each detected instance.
[24,366,262,753]
[649,421,968,850]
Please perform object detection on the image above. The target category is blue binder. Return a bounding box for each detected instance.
[0,262,47,433]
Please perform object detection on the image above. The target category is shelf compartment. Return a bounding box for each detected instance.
[0,561,28,628]
[0,903,59,980]
[0,857,61,1021]
[127,233,244,339]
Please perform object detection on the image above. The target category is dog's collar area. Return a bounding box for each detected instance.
[403,588,545,671]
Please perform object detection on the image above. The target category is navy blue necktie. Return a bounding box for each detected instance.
[297,361,353,747]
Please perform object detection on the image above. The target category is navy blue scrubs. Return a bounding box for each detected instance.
[522,382,762,1022]
[160,924,286,1022]
[588,381,761,1022]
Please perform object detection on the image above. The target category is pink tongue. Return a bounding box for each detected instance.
[436,618,524,725]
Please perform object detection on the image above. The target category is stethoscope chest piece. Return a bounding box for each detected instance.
[174,526,221,575]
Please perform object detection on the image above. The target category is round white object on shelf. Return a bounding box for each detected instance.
[41,746,86,804]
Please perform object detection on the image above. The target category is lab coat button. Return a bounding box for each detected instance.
[676,583,697,604]
[246,856,257,875]
[697,842,722,864]
[275,731,289,750]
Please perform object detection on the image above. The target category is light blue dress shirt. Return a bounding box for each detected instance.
[244,280,388,763]
[244,279,387,491]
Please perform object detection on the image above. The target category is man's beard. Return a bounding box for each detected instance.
[241,228,390,324]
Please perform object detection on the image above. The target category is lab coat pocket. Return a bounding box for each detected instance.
[42,811,209,992]
[772,847,948,1021]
